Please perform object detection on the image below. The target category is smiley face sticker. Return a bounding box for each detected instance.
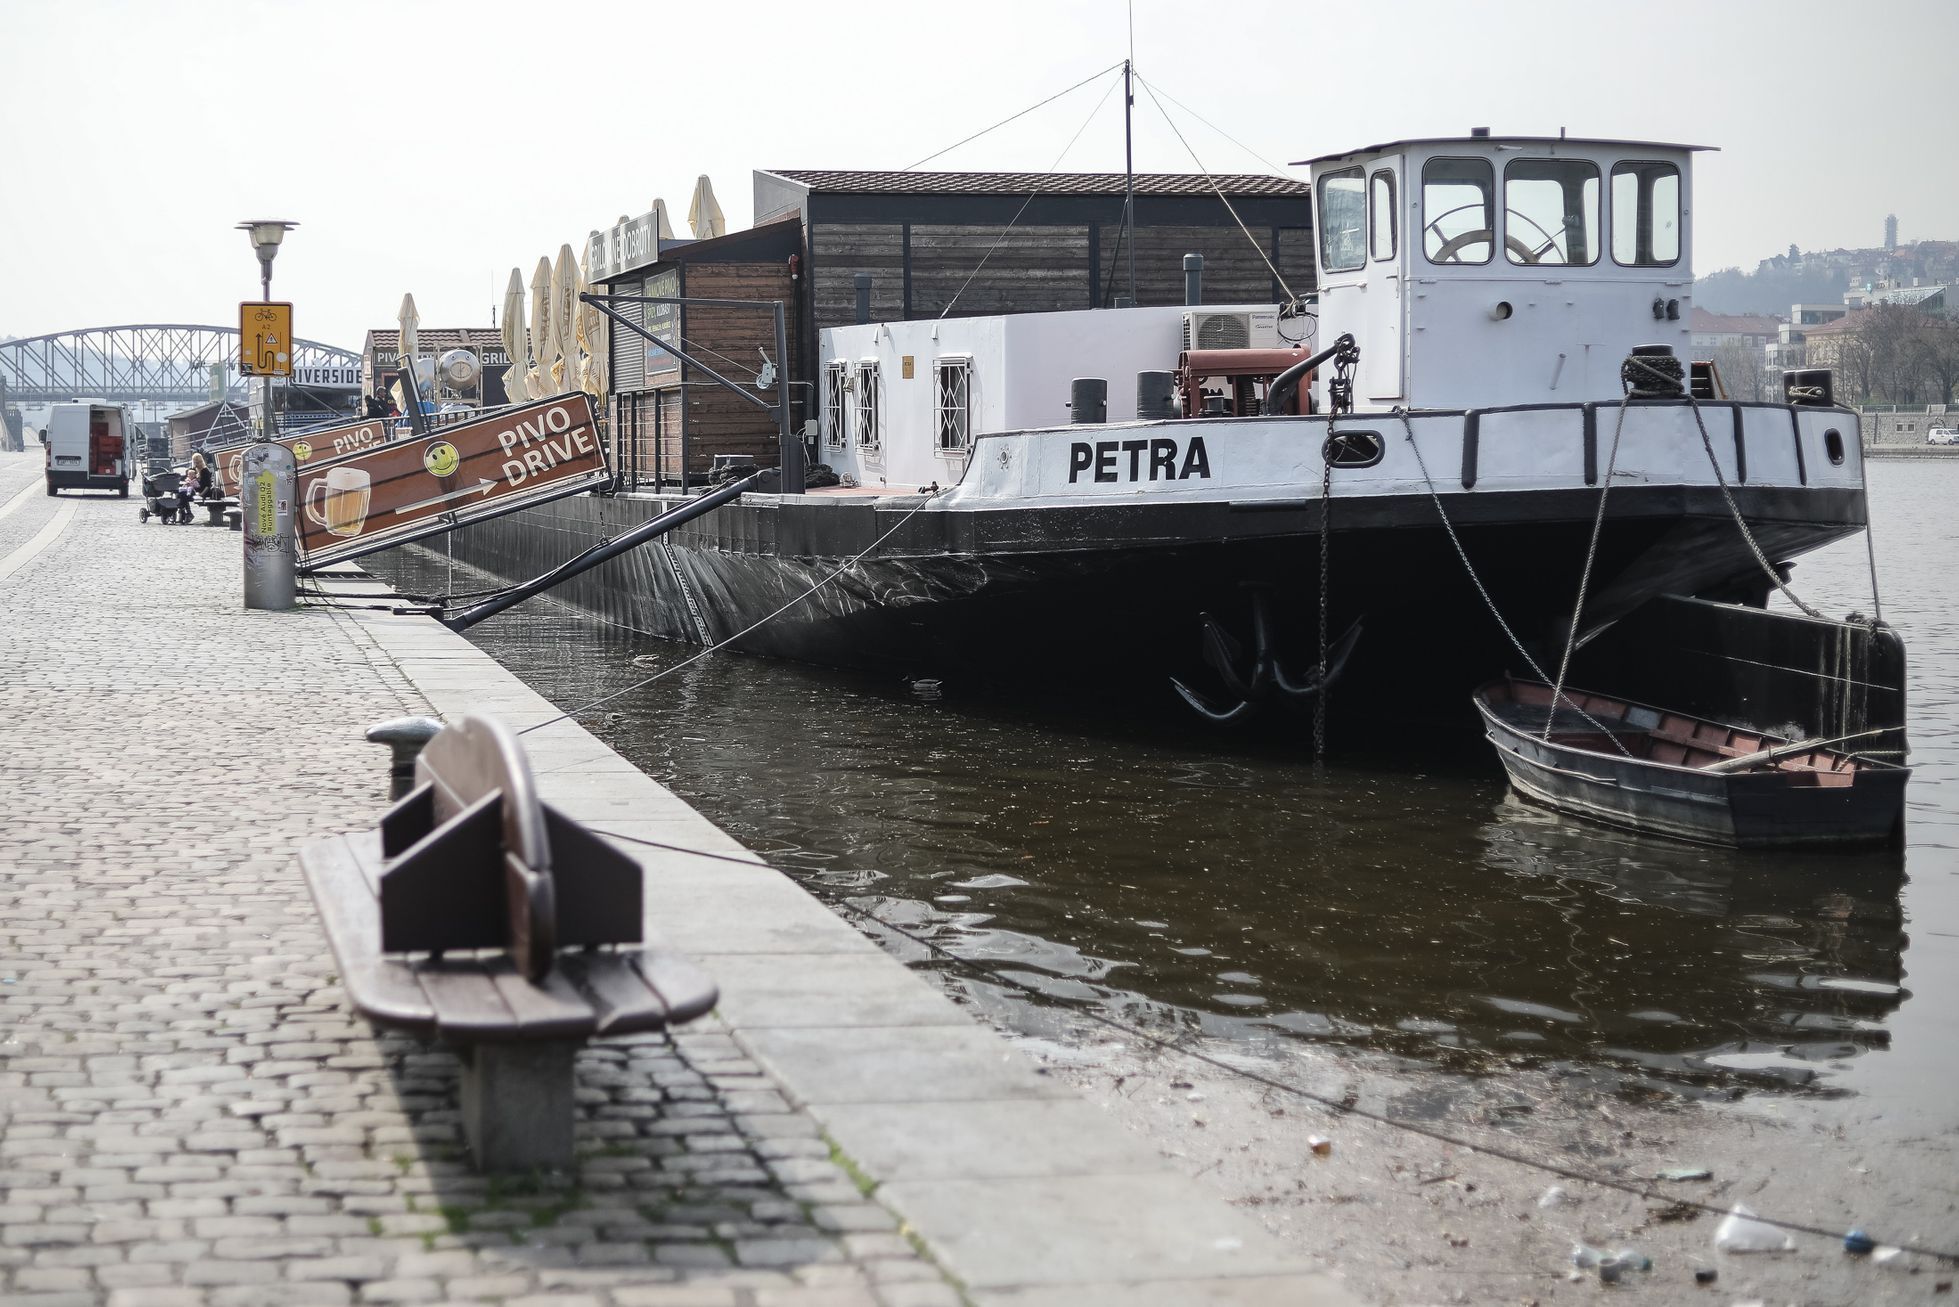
[423,441,460,478]
[292,440,313,463]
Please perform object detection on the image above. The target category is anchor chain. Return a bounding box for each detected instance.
[1315,427,1334,761]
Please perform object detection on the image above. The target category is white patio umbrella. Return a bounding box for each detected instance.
[651,198,675,242]
[551,243,578,393]
[686,176,724,239]
[576,244,607,399]
[500,268,528,404]
[530,256,557,398]
[395,293,421,410]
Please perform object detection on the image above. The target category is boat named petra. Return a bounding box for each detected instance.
[453,131,1891,744]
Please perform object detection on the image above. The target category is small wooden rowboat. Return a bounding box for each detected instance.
[1474,679,1908,848]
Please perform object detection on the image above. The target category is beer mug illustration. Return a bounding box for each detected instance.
[306,465,372,538]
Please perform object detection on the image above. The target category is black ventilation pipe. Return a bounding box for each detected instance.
[1268,333,1358,417]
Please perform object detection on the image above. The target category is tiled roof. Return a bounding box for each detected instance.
[363,327,506,357]
[765,169,1309,198]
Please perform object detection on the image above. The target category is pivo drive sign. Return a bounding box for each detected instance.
[214,417,394,497]
[295,394,606,570]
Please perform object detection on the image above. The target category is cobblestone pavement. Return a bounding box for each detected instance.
[0,454,959,1307]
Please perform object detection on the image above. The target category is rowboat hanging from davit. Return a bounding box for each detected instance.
[1474,678,1909,848]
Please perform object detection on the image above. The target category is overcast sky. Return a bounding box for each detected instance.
[3,0,1954,349]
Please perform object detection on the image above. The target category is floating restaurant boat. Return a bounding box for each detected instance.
[537,131,1876,727]
[1474,678,1909,848]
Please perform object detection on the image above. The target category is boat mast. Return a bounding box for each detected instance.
[1122,57,1137,306]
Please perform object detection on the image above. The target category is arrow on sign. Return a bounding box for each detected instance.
[392,479,498,516]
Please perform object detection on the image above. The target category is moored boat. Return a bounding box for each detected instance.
[1474,678,1909,848]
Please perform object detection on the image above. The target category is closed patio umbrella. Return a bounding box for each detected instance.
[500,268,528,404]
[686,176,724,239]
[530,256,557,398]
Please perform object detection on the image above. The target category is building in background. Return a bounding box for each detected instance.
[1690,308,1780,400]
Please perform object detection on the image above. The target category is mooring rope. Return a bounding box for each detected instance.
[1393,409,1632,754]
[1623,355,1824,620]
[1543,396,1634,743]
[517,490,941,736]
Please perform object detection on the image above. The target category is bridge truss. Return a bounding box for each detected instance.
[0,324,362,406]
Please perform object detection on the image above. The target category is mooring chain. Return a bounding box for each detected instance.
[1395,409,1632,754]
[1315,424,1334,761]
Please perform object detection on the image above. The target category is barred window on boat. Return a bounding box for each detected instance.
[824,361,849,450]
[1611,161,1681,267]
[1422,157,1495,265]
[934,356,972,452]
[1504,158,1599,266]
[855,360,881,453]
[1369,169,1397,262]
[1317,168,1366,273]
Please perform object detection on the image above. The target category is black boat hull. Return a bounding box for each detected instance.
[424,481,1865,718]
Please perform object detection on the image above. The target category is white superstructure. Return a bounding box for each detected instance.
[1303,133,1704,410]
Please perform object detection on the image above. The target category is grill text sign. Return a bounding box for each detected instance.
[214,418,393,496]
[296,394,605,570]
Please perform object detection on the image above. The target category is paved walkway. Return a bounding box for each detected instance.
[0,451,1355,1307]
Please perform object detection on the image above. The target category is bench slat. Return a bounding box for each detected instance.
[483,958,599,1040]
[414,959,521,1040]
[556,952,671,1035]
[299,836,437,1038]
[631,948,720,1026]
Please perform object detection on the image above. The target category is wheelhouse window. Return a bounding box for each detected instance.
[823,360,848,450]
[934,355,972,453]
[1317,168,1366,273]
[1369,169,1397,262]
[1611,160,1680,266]
[1422,157,1495,265]
[1503,158,1599,266]
[854,360,881,455]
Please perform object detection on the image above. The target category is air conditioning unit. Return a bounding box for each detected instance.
[1183,310,1283,352]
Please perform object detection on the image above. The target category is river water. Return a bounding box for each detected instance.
[371,458,1956,1132]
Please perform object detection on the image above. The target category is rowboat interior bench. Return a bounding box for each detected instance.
[299,714,717,1171]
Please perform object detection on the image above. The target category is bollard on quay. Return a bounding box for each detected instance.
[365,716,444,799]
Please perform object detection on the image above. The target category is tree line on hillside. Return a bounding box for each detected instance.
[1697,263,1846,315]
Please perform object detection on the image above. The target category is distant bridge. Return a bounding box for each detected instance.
[0,324,362,405]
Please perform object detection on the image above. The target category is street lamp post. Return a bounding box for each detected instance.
[236,219,298,611]
[236,220,296,441]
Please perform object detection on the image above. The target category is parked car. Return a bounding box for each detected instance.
[1928,427,1959,446]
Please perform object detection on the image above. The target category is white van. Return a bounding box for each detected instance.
[43,400,132,496]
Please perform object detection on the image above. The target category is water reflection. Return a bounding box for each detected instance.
[366,463,1950,1102]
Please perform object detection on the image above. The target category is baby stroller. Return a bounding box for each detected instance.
[137,469,193,524]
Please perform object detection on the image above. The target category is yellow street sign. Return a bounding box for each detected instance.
[240,301,294,377]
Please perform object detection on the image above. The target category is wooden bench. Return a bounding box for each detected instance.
[299,715,717,1171]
